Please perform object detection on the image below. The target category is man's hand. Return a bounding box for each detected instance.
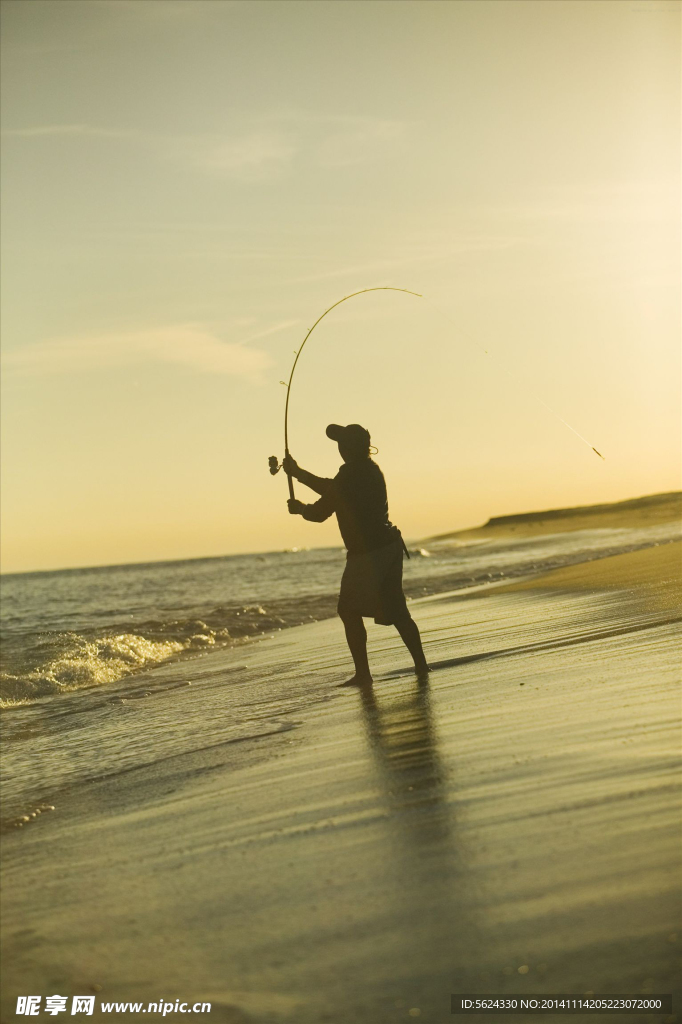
[282,454,299,478]
[287,498,306,515]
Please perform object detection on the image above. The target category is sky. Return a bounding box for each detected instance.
[1,0,679,573]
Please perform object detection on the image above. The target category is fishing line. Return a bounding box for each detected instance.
[425,298,605,460]
[269,286,604,499]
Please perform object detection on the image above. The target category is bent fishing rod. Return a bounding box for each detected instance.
[268,287,422,499]
[269,287,605,500]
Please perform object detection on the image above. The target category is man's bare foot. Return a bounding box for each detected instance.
[338,674,373,687]
[415,663,430,682]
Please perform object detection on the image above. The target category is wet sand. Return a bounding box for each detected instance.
[1,541,680,1023]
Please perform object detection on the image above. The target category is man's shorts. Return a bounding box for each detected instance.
[337,540,409,626]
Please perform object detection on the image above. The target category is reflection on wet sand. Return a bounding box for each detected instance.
[353,678,484,1009]
[358,679,451,850]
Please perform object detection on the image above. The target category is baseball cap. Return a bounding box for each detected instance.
[326,423,371,448]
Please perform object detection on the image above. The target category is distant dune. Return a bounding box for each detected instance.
[429,490,682,541]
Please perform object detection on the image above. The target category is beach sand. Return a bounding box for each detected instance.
[1,539,680,1023]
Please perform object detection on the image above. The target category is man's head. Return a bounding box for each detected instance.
[326,423,371,462]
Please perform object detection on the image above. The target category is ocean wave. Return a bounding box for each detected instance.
[0,632,187,704]
[0,599,335,706]
[2,528,677,708]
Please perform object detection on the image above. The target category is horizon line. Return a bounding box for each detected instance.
[2,488,678,579]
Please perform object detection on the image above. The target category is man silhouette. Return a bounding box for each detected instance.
[284,423,428,686]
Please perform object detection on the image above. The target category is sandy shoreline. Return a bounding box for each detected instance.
[1,540,680,1023]
[431,491,682,542]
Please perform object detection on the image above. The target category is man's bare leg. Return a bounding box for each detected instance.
[395,611,429,677]
[339,611,373,685]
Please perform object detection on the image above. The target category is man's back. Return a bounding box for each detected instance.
[334,459,399,554]
[295,456,401,554]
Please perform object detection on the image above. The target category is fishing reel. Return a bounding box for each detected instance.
[269,454,295,499]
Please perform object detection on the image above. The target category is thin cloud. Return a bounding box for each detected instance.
[189,132,297,180]
[2,124,138,139]
[290,238,520,284]
[2,325,277,382]
[506,179,677,224]
[101,0,212,19]
[4,123,298,181]
[239,320,300,344]
[314,118,404,168]
[4,113,408,180]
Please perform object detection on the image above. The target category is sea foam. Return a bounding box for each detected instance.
[0,632,187,703]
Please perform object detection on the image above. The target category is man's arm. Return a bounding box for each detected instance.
[282,455,332,496]
[288,483,336,523]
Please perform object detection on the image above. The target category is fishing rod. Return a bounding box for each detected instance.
[268,287,422,499]
[268,287,605,498]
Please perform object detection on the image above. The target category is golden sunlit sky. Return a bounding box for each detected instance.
[1,0,679,573]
